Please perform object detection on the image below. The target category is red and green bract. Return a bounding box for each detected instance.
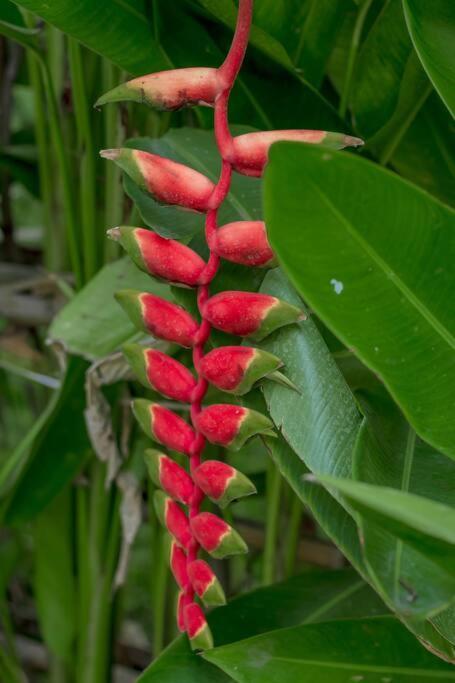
[99,0,360,651]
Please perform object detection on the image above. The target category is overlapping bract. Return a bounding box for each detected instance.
[99,8,360,650]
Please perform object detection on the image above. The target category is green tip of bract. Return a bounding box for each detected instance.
[202,578,226,606]
[323,132,364,149]
[115,289,146,333]
[212,527,248,559]
[230,409,276,451]
[254,301,305,341]
[153,490,168,527]
[143,448,162,487]
[132,398,152,439]
[95,82,137,108]
[122,342,149,388]
[189,621,214,651]
[218,471,257,509]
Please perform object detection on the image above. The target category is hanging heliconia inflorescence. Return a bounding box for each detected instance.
[98,0,362,651]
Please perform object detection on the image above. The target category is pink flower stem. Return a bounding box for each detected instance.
[184,0,253,615]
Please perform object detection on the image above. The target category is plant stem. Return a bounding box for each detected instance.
[284,491,303,578]
[338,0,374,119]
[68,39,98,282]
[152,528,169,656]
[102,61,123,262]
[263,457,282,585]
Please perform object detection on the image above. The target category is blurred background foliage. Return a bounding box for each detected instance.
[0,0,454,681]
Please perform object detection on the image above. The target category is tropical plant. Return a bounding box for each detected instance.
[0,0,454,681]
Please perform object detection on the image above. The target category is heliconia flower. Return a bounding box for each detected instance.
[187,559,226,606]
[214,221,276,267]
[203,291,305,341]
[109,227,206,287]
[193,460,256,508]
[176,591,186,632]
[190,511,248,559]
[95,67,222,111]
[123,344,197,402]
[133,399,195,456]
[100,148,214,212]
[184,602,214,651]
[115,290,199,348]
[200,345,282,395]
[170,541,189,589]
[194,404,275,451]
[143,449,194,505]
[231,130,364,177]
[154,491,192,549]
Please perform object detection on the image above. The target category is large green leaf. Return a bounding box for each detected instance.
[138,569,387,682]
[13,0,169,75]
[316,475,455,577]
[403,0,455,117]
[49,258,171,359]
[264,143,455,458]
[353,388,455,619]
[2,357,91,525]
[204,617,455,682]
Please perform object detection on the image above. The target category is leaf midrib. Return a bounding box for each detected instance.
[308,178,455,351]
[263,657,455,677]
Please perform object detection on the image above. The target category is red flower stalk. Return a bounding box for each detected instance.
[214,220,276,267]
[102,0,360,650]
[200,345,282,394]
[109,227,206,287]
[230,130,363,177]
[144,449,194,505]
[115,290,199,347]
[100,148,215,212]
[123,345,196,402]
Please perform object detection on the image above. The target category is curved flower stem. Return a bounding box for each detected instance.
[184,0,254,615]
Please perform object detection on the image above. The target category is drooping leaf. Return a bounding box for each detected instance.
[315,475,455,578]
[204,617,455,681]
[138,569,387,682]
[3,358,91,525]
[49,258,171,359]
[403,0,455,117]
[264,143,455,459]
[353,388,455,618]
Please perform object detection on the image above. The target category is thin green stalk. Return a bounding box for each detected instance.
[102,61,123,262]
[284,491,304,578]
[148,479,169,656]
[40,62,82,287]
[338,0,374,119]
[379,82,432,166]
[263,458,282,586]
[68,39,98,282]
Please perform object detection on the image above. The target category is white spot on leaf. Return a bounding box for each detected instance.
[330,278,344,294]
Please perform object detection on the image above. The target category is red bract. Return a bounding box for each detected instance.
[187,559,226,606]
[200,345,282,394]
[193,460,256,508]
[184,603,213,651]
[195,404,274,450]
[133,400,195,456]
[110,227,206,286]
[100,148,215,212]
[123,345,196,402]
[170,542,189,589]
[176,591,186,632]
[190,512,247,559]
[116,290,199,347]
[214,220,275,267]
[144,449,194,505]
[204,291,305,341]
[231,130,363,177]
[96,67,222,110]
[154,491,192,549]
